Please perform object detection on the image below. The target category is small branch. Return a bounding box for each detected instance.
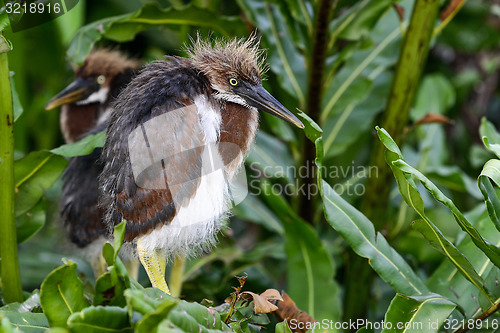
[300,0,336,222]
[0,47,23,303]
[454,300,500,333]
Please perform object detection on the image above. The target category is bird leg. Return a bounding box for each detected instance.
[137,239,170,294]
[168,255,186,297]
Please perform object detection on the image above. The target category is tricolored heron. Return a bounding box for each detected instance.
[45,49,141,276]
[99,35,304,294]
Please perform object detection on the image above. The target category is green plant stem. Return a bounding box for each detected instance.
[343,0,441,324]
[361,0,441,231]
[0,51,23,303]
[300,0,336,223]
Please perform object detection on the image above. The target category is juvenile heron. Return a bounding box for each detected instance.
[45,49,141,275]
[99,35,304,294]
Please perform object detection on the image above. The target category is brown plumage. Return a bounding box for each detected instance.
[46,49,141,250]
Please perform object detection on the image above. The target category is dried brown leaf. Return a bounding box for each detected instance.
[415,113,453,126]
[393,3,405,21]
[240,288,283,314]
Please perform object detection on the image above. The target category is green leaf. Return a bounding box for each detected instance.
[412,74,455,121]
[274,321,292,333]
[480,117,500,159]
[124,289,169,315]
[166,300,228,332]
[67,306,132,333]
[0,310,48,333]
[232,194,283,235]
[15,200,45,244]
[411,218,489,301]
[394,159,500,268]
[322,180,429,296]
[50,131,105,158]
[67,3,244,64]
[0,35,12,54]
[478,159,500,232]
[136,299,178,333]
[336,0,396,41]
[296,109,322,143]
[93,269,127,307]
[14,151,68,217]
[102,242,114,267]
[377,127,500,268]
[427,206,500,316]
[382,294,456,333]
[261,181,341,322]
[9,72,22,121]
[40,263,90,328]
[247,132,296,183]
[113,220,127,263]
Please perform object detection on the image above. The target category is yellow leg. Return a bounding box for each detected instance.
[168,255,186,297]
[137,239,170,294]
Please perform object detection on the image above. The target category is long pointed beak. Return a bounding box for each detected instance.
[238,85,304,129]
[45,77,98,110]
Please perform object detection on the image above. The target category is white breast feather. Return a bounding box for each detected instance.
[137,96,231,260]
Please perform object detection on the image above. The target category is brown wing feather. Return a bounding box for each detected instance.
[100,58,212,242]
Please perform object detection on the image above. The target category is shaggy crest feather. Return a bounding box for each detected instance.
[186,32,268,86]
[76,49,141,78]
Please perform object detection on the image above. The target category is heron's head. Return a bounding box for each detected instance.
[189,34,304,129]
[45,49,140,110]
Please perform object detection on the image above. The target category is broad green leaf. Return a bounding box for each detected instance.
[40,263,90,328]
[322,180,429,296]
[15,200,45,244]
[478,159,500,232]
[136,299,178,333]
[261,181,342,323]
[247,132,296,184]
[335,0,396,41]
[382,294,456,333]
[14,151,68,217]
[427,206,500,316]
[50,131,105,158]
[232,194,283,235]
[412,74,456,121]
[480,117,500,159]
[394,159,500,268]
[167,301,228,332]
[124,289,170,315]
[67,306,132,333]
[377,127,500,268]
[67,3,244,64]
[411,218,489,301]
[0,317,13,333]
[0,310,48,333]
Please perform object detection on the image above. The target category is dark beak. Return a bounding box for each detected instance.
[238,84,304,129]
[45,77,99,110]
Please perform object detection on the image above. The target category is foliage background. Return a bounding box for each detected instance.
[2,0,500,332]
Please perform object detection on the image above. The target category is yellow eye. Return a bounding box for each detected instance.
[229,78,238,86]
[97,75,106,84]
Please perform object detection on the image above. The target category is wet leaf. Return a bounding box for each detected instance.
[40,262,90,328]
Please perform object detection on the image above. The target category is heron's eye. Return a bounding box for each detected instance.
[97,75,106,85]
[229,78,238,86]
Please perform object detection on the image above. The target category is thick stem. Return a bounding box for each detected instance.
[0,50,23,303]
[362,0,441,230]
[300,0,336,223]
